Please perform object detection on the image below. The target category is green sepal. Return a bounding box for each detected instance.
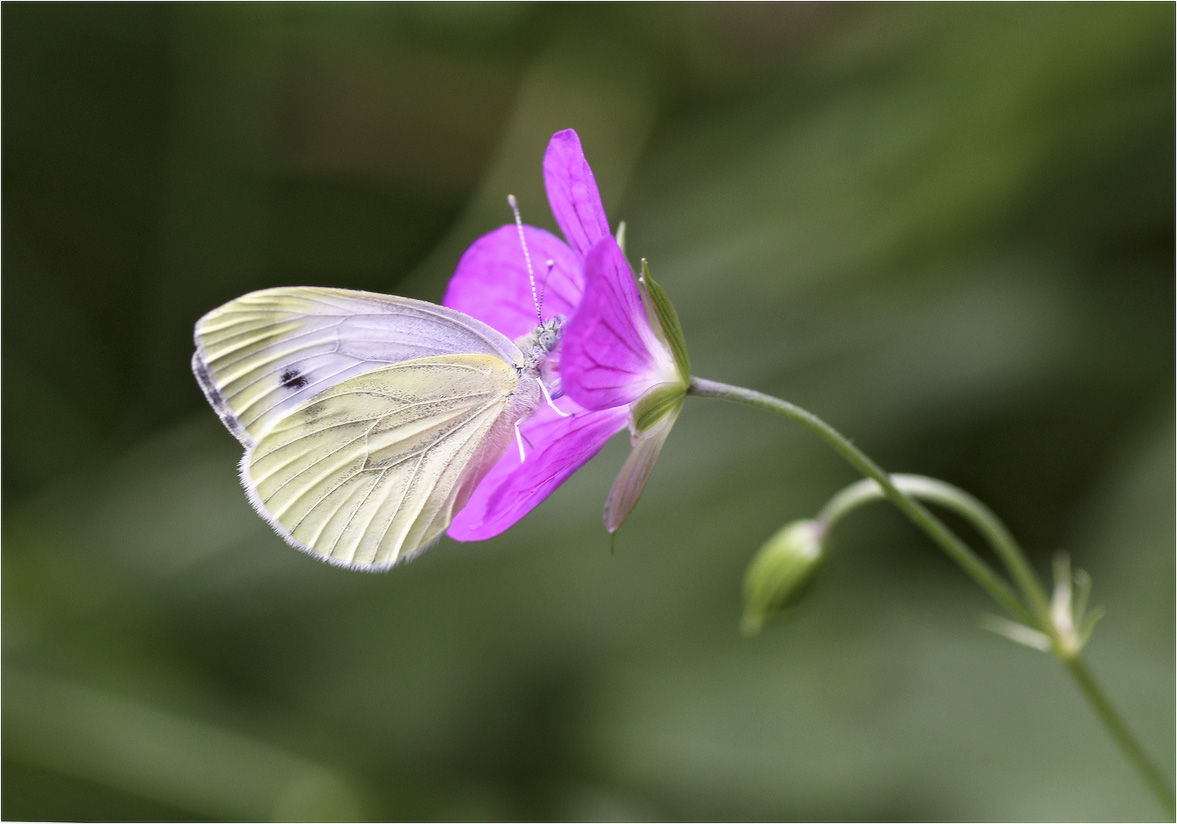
[604,404,680,534]
[639,259,690,381]
[630,382,686,435]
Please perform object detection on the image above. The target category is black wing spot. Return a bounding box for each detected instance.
[280,368,308,391]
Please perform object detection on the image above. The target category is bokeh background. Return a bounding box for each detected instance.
[4,4,1173,821]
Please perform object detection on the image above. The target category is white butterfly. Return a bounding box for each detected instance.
[192,286,562,570]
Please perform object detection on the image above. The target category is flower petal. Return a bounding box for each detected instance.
[561,237,676,411]
[444,224,583,340]
[447,402,629,541]
[544,129,611,260]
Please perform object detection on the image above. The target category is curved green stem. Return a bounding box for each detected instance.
[687,377,1029,624]
[688,376,1175,817]
[820,475,1052,630]
[818,475,1175,818]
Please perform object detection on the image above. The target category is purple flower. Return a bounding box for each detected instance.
[443,129,687,541]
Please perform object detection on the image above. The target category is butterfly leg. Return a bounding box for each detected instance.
[514,420,529,462]
[539,379,572,418]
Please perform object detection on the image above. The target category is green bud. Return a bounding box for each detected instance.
[741,520,826,636]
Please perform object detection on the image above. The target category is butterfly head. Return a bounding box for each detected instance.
[517,314,565,370]
[511,314,564,408]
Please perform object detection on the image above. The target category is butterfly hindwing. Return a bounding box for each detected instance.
[244,354,530,569]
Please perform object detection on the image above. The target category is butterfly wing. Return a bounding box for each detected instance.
[192,287,523,447]
[244,354,529,569]
[192,287,539,568]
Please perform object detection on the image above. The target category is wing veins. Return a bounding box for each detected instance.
[284,394,506,564]
[259,389,506,525]
[207,325,344,383]
[259,424,378,521]
[209,324,514,431]
[320,462,393,565]
[256,382,503,475]
[237,357,499,430]
[363,400,504,565]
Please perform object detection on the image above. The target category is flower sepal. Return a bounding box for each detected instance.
[629,381,687,436]
[604,403,681,534]
[639,259,691,382]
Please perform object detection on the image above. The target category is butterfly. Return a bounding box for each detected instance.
[192,286,563,570]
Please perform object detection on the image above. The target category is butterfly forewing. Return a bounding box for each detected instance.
[194,287,522,445]
[245,354,528,568]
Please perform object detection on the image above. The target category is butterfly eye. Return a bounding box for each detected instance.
[538,315,566,353]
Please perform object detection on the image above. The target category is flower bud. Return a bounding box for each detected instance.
[741,519,826,636]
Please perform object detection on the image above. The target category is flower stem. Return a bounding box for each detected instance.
[1064,655,1177,818]
[819,475,1051,627]
[687,378,1027,622]
[687,376,1175,816]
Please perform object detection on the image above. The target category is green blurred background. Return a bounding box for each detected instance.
[4,3,1173,820]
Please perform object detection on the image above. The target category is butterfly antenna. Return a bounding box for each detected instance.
[508,194,544,324]
[540,259,555,315]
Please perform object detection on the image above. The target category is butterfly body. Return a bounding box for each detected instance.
[193,287,561,569]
